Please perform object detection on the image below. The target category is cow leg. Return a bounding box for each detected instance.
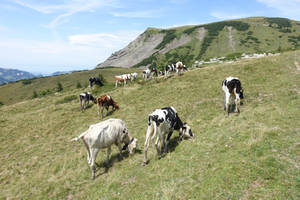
[106,146,111,166]
[90,148,99,179]
[164,131,173,153]
[115,80,118,88]
[155,136,161,157]
[82,139,91,165]
[117,143,124,159]
[101,106,104,119]
[97,104,101,120]
[234,94,240,113]
[143,124,153,165]
[225,92,230,116]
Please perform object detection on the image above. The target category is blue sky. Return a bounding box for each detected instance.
[0,0,300,74]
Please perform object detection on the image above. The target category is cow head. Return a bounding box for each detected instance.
[239,88,244,99]
[180,122,194,139]
[127,138,138,154]
[121,129,137,154]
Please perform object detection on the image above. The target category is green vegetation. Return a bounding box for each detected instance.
[55,95,77,105]
[266,17,292,28]
[155,29,177,50]
[22,79,32,85]
[76,82,82,89]
[32,90,38,99]
[56,82,63,92]
[0,101,3,106]
[0,50,299,199]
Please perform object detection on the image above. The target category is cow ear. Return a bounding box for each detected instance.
[183,122,187,125]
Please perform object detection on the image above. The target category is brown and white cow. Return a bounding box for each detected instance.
[97,94,119,119]
[115,74,130,88]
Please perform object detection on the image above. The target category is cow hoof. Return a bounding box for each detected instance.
[142,161,147,166]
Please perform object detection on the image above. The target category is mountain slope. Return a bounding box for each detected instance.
[0,67,35,84]
[97,17,300,69]
[0,50,299,199]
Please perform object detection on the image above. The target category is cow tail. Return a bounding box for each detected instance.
[71,131,87,142]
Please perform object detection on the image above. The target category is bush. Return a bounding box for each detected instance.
[155,29,177,50]
[56,82,63,92]
[98,73,107,83]
[32,91,38,99]
[76,82,82,89]
[39,89,51,97]
[0,101,4,106]
[22,79,32,85]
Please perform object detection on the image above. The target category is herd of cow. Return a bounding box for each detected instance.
[74,63,244,179]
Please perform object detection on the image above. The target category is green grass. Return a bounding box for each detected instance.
[0,51,300,199]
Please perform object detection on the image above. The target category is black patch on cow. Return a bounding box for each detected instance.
[226,79,243,98]
[161,107,183,130]
[148,115,164,127]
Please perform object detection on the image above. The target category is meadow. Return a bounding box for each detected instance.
[0,50,299,199]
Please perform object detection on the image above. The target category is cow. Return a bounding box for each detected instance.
[97,94,119,119]
[130,72,138,81]
[143,106,193,165]
[89,77,104,87]
[183,65,188,71]
[164,64,176,78]
[114,74,130,88]
[71,118,138,179]
[222,77,244,115]
[175,61,184,75]
[79,92,97,110]
[142,68,158,80]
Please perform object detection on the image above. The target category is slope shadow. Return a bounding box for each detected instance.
[95,149,142,178]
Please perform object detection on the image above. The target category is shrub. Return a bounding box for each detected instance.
[155,29,177,50]
[56,82,63,92]
[39,89,51,97]
[22,79,32,85]
[76,82,82,88]
[98,73,107,83]
[32,90,38,99]
[0,101,4,106]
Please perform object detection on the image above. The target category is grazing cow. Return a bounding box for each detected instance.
[71,118,138,179]
[222,77,244,115]
[164,64,176,78]
[143,106,193,165]
[183,65,188,71]
[89,77,104,87]
[97,94,119,119]
[130,72,138,81]
[79,92,97,110]
[175,61,184,75]
[142,68,158,80]
[115,74,130,88]
[142,69,151,80]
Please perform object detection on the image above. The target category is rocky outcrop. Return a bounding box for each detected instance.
[97,31,164,68]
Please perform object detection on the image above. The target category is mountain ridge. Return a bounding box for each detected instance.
[96,17,300,69]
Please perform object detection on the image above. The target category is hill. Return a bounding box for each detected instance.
[0,50,299,199]
[0,67,35,85]
[0,67,140,106]
[97,17,300,69]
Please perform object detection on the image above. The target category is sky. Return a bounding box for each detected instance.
[0,0,300,74]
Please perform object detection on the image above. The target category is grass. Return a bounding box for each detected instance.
[0,50,300,199]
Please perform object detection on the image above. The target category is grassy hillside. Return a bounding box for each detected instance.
[130,17,300,69]
[0,67,141,106]
[0,50,300,199]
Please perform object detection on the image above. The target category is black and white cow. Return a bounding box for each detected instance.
[79,92,97,110]
[143,106,193,165]
[222,77,244,115]
[164,64,176,78]
[89,77,104,87]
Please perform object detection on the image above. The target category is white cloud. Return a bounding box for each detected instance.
[210,11,250,20]
[0,30,142,73]
[68,30,142,48]
[111,9,162,18]
[257,0,300,19]
[13,0,121,28]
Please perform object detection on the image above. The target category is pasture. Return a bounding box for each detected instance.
[0,51,299,199]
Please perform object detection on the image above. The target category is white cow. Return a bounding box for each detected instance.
[72,118,138,179]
